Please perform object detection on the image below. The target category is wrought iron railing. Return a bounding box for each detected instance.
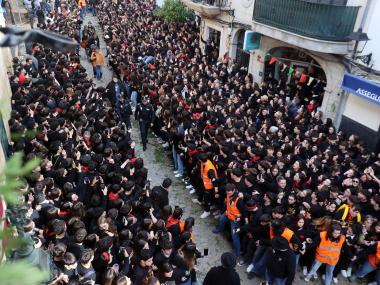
[190,0,228,8]
[253,0,360,41]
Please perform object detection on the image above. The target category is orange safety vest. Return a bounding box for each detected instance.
[201,160,218,190]
[269,227,294,249]
[226,194,241,221]
[368,241,380,268]
[179,222,185,233]
[179,222,195,241]
[316,231,345,266]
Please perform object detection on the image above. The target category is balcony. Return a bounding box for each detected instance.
[182,0,230,18]
[253,0,359,42]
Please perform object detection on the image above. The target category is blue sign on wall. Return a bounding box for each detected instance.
[341,73,380,106]
[243,31,261,51]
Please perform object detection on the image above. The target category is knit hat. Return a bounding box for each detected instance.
[221,252,237,269]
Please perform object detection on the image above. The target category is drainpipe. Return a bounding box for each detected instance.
[359,0,372,30]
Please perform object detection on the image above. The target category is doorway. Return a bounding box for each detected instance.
[235,30,250,68]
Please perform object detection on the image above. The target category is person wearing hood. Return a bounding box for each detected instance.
[262,236,296,285]
[203,252,240,285]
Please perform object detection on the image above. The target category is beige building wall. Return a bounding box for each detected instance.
[200,18,231,58]
[343,94,380,132]
[0,13,14,172]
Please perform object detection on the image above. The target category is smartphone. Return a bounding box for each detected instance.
[203,248,209,256]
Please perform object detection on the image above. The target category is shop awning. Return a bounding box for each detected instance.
[341,73,380,106]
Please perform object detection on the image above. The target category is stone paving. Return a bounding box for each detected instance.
[79,15,112,88]
[77,12,356,285]
[78,14,250,283]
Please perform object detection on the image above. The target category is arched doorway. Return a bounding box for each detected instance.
[235,30,250,68]
[264,47,327,105]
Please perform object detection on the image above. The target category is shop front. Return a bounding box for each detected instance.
[340,73,380,152]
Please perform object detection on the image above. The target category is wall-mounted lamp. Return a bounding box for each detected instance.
[347,28,371,65]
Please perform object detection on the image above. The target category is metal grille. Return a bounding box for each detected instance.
[253,0,359,41]
[190,0,228,7]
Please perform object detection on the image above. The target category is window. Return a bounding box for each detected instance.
[303,0,347,5]
[208,27,221,52]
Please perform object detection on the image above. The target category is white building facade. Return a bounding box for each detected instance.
[183,0,380,151]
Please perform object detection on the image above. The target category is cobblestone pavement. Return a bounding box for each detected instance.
[131,126,248,283]
[79,15,112,88]
[78,14,245,283]
[78,13,355,285]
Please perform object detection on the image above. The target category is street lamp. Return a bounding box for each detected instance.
[347,28,372,66]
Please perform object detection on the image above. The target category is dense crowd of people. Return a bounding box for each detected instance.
[6,0,380,285]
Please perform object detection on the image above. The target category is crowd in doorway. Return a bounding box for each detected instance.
[7,0,380,285]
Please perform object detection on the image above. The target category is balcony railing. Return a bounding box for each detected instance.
[253,0,360,42]
[182,0,230,18]
[190,0,228,7]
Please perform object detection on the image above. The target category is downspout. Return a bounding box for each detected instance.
[359,0,372,30]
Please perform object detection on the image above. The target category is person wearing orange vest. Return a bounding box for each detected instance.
[246,219,301,279]
[78,0,87,19]
[305,223,347,285]
[212,183,247,258]
[192,153,218,219]
[166,207,184,249]
[350,240,380,284]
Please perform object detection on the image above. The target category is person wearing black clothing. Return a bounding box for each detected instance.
[166,207,184,250]
[265,236,296,285]
[239,213,271,266]
[153,240,183,271]
[68,228,87,259]
[204,252,240,285]
[77,249,96,284]
[151,178,172,211]
[106,75,128,107]
[61,252,79,282]
[132,249,154,285]
[135,96,154,151]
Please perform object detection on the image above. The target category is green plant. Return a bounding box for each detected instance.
[153,0,193,23]
[0,152,47,285]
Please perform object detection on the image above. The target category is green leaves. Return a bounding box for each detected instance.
[0,152,41,204]
[154,0,193,23]
[0,262,48,285]
[4,152,41,178]
[0,180,24,204]
[0,153,44,284]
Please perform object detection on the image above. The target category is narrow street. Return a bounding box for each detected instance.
[78,14,251,284]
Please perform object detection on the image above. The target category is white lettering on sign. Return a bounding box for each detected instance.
[356,88,380,102]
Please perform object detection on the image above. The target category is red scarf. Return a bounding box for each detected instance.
[166,215,180,229]
[108,192,120,201]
